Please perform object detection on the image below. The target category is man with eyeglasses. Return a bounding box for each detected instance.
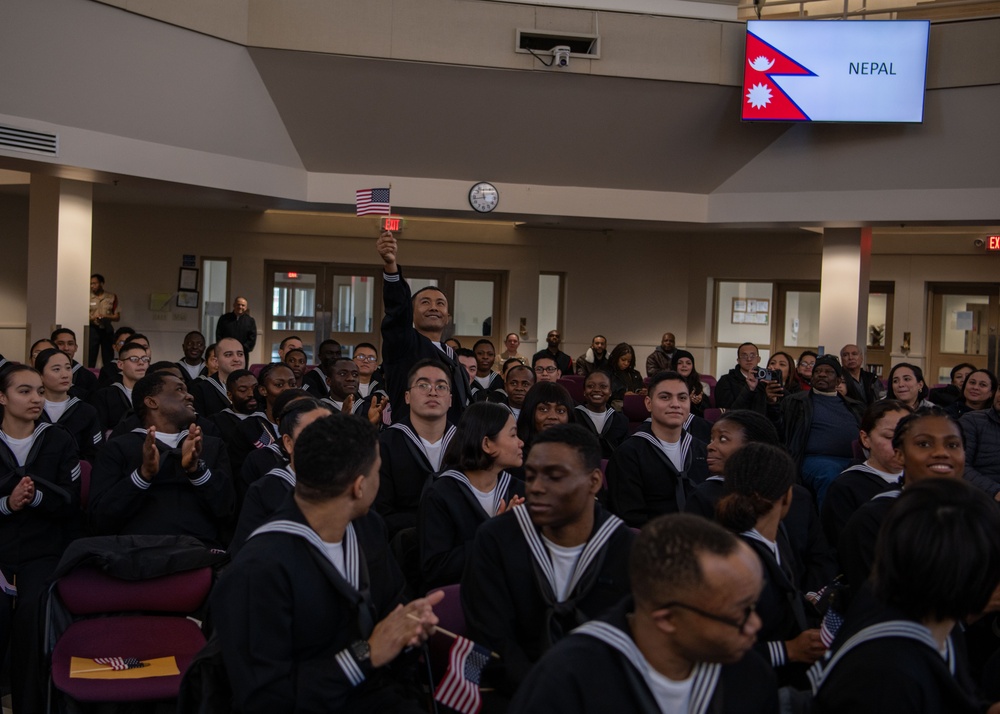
[91,341,150,432]
[462,425,635,704]
[377,231,469,424]
[533,355,562,384]
[96,326,137,388]
[374,360,457,544]
[532,330,572,376]
[510,513,777,713]
[715,342,781,412]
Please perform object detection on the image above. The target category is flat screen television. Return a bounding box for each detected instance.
[742,20,930,123]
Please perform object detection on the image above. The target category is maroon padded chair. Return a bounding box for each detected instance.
[557,376,585,405]
[622,394,650,434]
[248,363,266,378]
[703,408,723,425]
[50,565,212,704]
[425,583,466,681]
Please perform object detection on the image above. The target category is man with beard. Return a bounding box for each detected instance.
[532,330,572,376]
[575,335,609,377]
[645,332,678,377]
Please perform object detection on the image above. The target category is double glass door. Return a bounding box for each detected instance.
[265,261,505,364]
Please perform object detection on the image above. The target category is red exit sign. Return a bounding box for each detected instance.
[381,216,404,232]
[988,236,1000,251]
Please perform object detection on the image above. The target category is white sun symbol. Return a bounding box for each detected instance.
[747,83,772,109]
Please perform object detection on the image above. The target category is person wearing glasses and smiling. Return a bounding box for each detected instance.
[510,513,777,714]
[374,361,457,544]
[91,341,150,433]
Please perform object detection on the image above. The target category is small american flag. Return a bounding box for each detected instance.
[433,636,491,714]
[819,608,845,648]
[94,657,147,671]
[356,188,391,216]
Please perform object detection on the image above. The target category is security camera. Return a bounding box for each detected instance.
[551,45,571,68]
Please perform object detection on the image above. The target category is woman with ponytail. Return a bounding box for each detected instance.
[716,442,825,686]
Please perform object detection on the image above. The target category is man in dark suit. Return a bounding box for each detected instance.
[215,296,257,358]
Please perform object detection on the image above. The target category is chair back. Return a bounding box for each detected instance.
[703,408,723,424]
[57,566,213,615]
[557,376,584,405]
[622,394,650,434]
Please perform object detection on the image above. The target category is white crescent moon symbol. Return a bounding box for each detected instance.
[749,56,775,72]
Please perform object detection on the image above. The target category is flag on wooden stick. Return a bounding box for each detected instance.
[433,635,492,714]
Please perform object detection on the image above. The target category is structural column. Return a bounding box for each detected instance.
[818,227,871,356]
[26,175,93,348]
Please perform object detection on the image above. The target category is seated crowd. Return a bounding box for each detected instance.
[2,235,1000,713]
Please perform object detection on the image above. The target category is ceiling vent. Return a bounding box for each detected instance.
[516,29,600,59]
[0,125,59,156]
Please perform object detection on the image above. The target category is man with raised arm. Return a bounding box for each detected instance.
[376,230,468,423]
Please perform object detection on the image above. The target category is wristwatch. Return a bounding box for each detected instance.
[350,639,374,675]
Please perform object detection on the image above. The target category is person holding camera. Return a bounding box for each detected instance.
[776,355,865,508]
[715,342,784,414]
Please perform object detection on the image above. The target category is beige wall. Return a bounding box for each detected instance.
[2,195,997,373]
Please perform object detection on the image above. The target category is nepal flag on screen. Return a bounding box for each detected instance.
[742,32,815,121]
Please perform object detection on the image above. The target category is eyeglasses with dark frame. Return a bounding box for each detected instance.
[657,601,757,633]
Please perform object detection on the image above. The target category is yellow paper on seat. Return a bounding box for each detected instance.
[69,656,180,679]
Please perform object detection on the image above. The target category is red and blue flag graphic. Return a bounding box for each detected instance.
[742,32,816,121]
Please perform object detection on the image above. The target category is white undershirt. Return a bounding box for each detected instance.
[179,361,204,380]
[0,433,34,466]
[657,437,684,472]
[321,540,346,579]
[474,375,492,389]
[864,460,904,485]
[581,408,609,433]
[358,382,371,398]
[122,385,134,401]
[327,398,344,412]
[470,481,499,517]
[510,407,521,421]
[154,431,185,449]
[421,437,445,471]
[44,399,70,422]
[641,656,694,714]
[541,536,586,601]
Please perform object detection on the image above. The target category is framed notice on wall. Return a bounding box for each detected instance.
[732,297,770,325]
